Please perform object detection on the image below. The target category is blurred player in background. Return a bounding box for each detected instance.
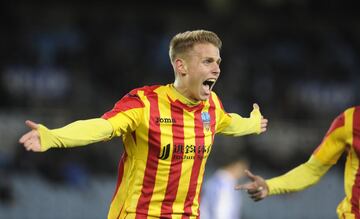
[19,30,268,219]
[236,106,359,219]
[201,153,249,219]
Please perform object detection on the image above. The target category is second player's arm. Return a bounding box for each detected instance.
[267,111,350,195]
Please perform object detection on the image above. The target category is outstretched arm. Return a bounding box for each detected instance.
[236,107,350,201]
[19,118,114,152]
[235,156,332,201]
[221,103,268,136]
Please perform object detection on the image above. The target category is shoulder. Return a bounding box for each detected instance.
[129,85,162,95]
[327,106,359,136]
[112,85,162,110]
[344,105,360,130]
[342,106,360,123]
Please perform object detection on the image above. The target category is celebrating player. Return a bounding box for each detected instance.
[19,30,268,219]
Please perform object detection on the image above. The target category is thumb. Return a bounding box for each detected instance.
[250,104,263,135]
[251,103,261,117]
[25,120,39,130]
[244,169,257,181]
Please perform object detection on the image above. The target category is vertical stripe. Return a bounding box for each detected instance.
[209,95,216,141]
[108,152,127,219]
[195,96,217,217]
[160,103,185,218]
[351,107,360,217]
[112,153,126,201]
[182,108,205,218]
[135,93,161,218]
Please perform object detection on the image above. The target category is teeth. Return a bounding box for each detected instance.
[203,79,216,88]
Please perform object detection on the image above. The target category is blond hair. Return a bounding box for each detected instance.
[169,30,222,63]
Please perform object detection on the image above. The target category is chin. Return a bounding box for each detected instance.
[199,95,210,101]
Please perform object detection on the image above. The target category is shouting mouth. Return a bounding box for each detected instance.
[202,79,216,94]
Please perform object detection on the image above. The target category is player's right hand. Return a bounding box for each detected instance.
[19,120,42,152]
[235,169,269,202]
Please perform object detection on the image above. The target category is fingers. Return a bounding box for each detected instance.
[23,141,41,152]
[249,186,267,201]
[25,120,39,130]
[234,170,258,190]
[235,169,269,202]
[261,118,268,128]
[19,121,42,152]
[236,182,266,201]
[22,135,41,152]
[260,118,268,133]
[23,140,33,151]
[19,131,33,144]
[251,192,265,202]
[235,182,256,191]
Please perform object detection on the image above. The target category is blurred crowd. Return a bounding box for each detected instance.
[0,0,359,214]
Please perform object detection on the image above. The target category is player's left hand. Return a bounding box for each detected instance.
[235,169,269,201]
[252,103,268,133]
[19,120,42,152]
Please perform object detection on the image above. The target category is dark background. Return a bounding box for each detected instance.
[0,1,359,218]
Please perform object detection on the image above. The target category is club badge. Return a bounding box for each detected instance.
[201,112,211,131]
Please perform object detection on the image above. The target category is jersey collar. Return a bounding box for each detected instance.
[167,84,205,111]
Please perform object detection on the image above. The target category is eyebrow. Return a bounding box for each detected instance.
[204,56,222,63]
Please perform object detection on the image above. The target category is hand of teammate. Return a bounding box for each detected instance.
[19,120,42,152]
[235,169,269,201]
[253,103,268,133]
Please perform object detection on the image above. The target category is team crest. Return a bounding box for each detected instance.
[201,112,211,131]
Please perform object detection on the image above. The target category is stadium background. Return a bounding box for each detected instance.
[0,1,359,218]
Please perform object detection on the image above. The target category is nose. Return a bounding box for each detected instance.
[213,63,220,75]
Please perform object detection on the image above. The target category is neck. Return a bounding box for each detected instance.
[173,80,190,100]
[171,82,200,105]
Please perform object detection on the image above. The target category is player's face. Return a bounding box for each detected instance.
[183,43,221,101]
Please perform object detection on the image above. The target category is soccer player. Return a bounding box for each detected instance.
[236,106,360,219]
[19,30,268,219]
[201,155,249,219]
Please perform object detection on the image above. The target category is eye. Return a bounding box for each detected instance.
[203,59,212,64]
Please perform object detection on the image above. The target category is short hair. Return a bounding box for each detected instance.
[169,30,222,64]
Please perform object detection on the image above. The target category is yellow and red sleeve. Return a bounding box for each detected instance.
[101,90,145,137]
[37,90,145,152]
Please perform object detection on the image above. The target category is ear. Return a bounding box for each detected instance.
[174,58,187,76]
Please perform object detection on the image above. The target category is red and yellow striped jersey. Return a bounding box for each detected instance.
[267,106,360,219]
[313,106,360,218]
[102,84,232,219]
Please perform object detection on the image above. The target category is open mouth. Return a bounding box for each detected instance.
[202,79,216,91]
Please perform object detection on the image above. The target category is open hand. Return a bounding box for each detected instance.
[19,120,42,152]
